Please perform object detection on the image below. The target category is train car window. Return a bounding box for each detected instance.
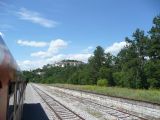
[8,82,12,95]
[8,82,15,95]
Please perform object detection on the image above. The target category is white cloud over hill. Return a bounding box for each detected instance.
[17,39,127,70]
[17,38,92,70]
[31,39,68,58]
[105,41,127,55]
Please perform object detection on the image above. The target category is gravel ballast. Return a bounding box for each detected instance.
[44,84,160,120]
[23,84,57,120]
[23,84,160,120]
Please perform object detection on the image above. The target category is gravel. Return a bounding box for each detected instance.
[44,84,160,120]
[24,84,57,120]
[24,84,160,120]
[34,84,99,120]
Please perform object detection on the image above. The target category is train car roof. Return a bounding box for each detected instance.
[0,35,20,72]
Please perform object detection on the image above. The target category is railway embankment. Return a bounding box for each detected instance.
[46,84,160,120]
[50,84,160,105]
[23,83,160,120]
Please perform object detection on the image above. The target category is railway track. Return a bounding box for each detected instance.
[52,86,160,109]
[32,85,85,120]
[81,98,146,120]
[44,86,149,120]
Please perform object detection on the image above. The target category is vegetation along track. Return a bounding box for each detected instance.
[32,85,85,120]
[45,86,148,120]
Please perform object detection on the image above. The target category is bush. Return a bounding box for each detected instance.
[147,78,158,88]
[113,72,125,86]
[97,79,107,86]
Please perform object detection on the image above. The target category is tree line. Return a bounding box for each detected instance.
[23,16,160,89]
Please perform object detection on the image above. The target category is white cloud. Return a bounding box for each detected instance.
[18,40,129,70]
[44,53,91,64]
[105,41,127,55]
[17,8,58,28]
[82,46,94,53]
[18,53,92,70]
[17,40,48,47]
[18,60,47,70]
[46,54,66,63]
[17,40,92,70]
[48,39,68,53]
[31,39,68,58]
[30,51,46,57]
[66,53,92,62]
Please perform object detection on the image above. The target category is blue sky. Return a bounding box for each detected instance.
[0,0,159,70]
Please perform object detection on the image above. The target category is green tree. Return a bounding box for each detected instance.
[116,29,149,89]
[88,46,105,84]
[145,15,160,88]
[93,46,105,70]
[132,29,149,89]
[23,15,160,89]
[148,15,160,60]
[99,53,115,86]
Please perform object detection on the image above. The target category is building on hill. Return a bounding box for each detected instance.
[53,60,84,67]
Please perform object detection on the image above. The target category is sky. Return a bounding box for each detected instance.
[0,0,160,70]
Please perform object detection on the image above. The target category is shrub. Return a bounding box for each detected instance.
[113,72,125,86]
[147,78,158,88]
[97,79,107,87]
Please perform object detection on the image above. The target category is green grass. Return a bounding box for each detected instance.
[49,84,160,104]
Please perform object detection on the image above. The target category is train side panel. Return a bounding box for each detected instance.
[0,36,26,120]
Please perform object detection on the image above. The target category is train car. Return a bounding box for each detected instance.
[0,35,27,120]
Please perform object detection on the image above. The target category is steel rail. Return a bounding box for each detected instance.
[32,85,85,120]
[45,85,149,120]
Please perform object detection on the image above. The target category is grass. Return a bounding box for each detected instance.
[86,108,103,118]
[49,84,160,104]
